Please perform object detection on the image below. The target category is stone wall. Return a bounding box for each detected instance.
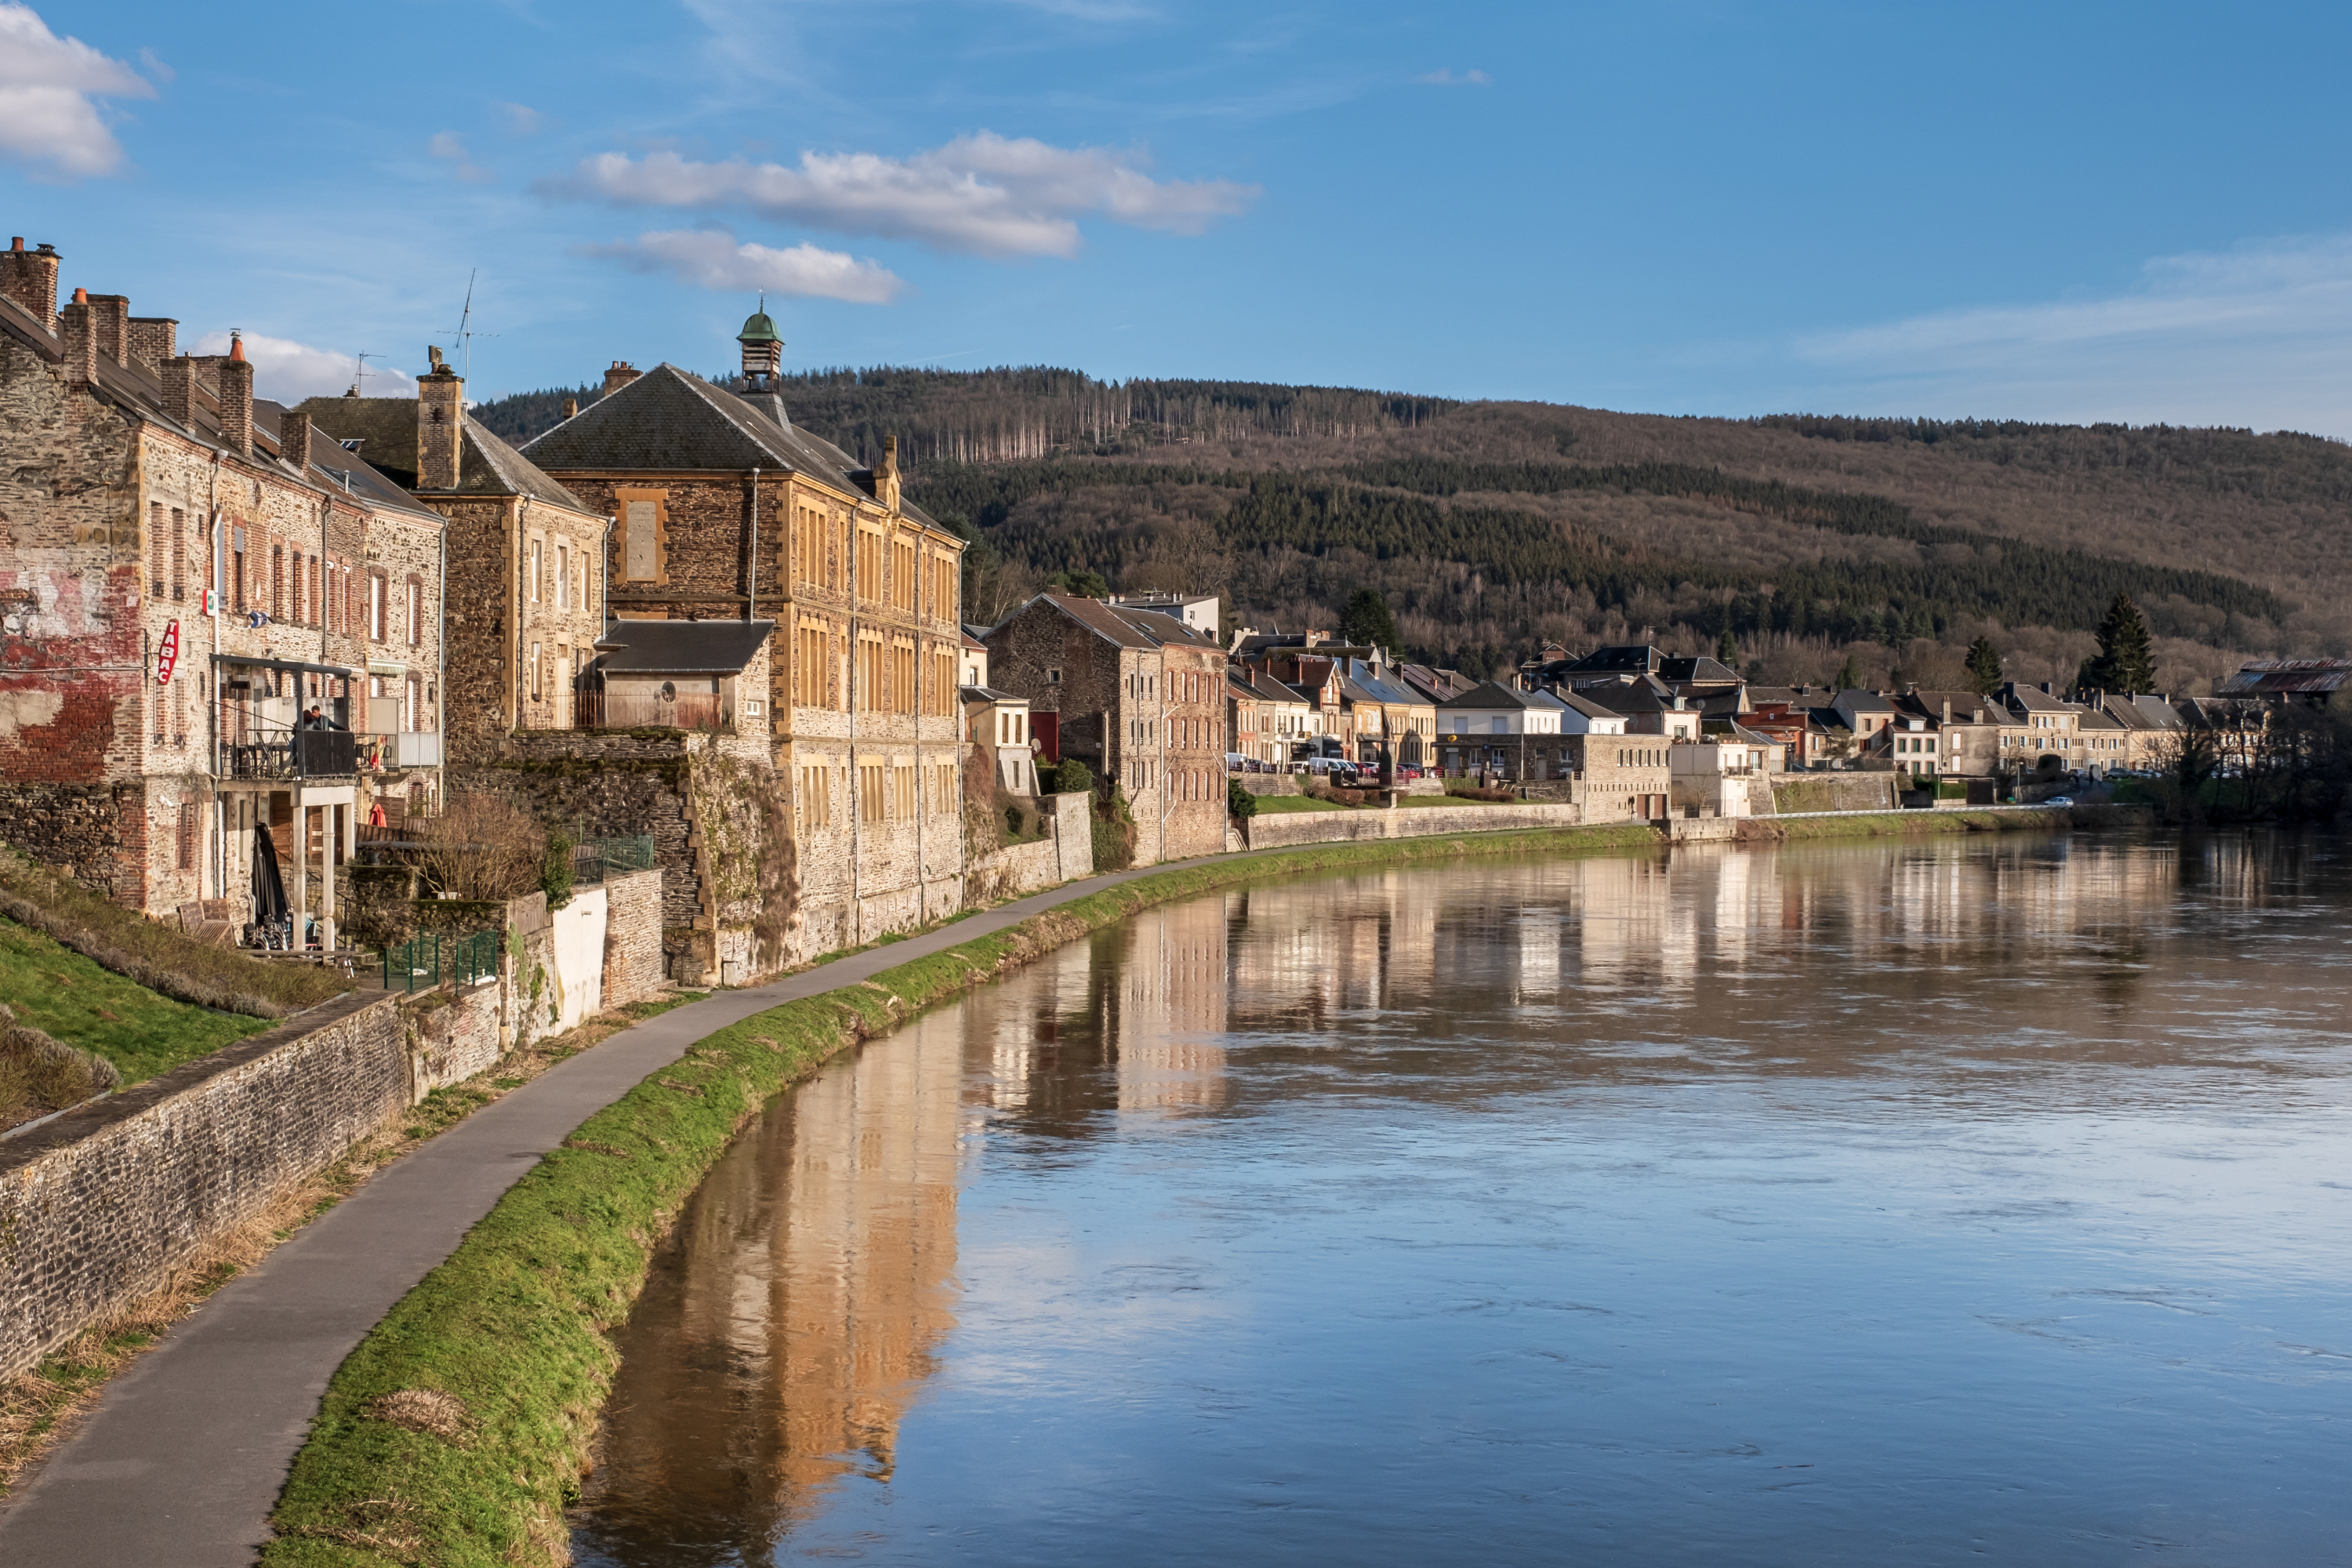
[0,990,406,1381]
[1243,800,1590,849]
[1772,773,1902,815]
[964,837,1060,905]
[600,866,664,1007]
[401,976,502,1094]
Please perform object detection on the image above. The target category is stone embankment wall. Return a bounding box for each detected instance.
[964,793,1093,903]
[1244,800,1588,849]
[0,991,406,1381]
[1773,774,1900,814]
[601,867,665,1008]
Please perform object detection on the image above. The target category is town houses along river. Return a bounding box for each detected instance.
[572,832,2352,1568]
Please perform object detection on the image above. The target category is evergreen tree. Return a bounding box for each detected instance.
[2082,593,2157,693]
[1046,568,1109,600]
[1717,627,1740,665]
[1340,587,1402,653]
[1964,636,2004,695]
[1835,653,1862,691]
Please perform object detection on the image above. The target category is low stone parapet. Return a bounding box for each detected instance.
[1243,800,1589,849]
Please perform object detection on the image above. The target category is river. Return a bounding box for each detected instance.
[572,831,2352,1566]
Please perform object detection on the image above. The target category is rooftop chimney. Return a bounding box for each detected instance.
[280,407,310,477]
[0,238,59,325]
[564,397,578,419]
[126,315,176,371]
[162,353,195,426]
[417,343,463,490]
[87,293,129,366]
[1942,699,1952,724]
[877,433,901,510]
[217,332,253,456]
[59,287,96,387]
[602,360,640,397]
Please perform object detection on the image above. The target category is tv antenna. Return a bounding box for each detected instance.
[446,270,499,379]
[349,350,379,397]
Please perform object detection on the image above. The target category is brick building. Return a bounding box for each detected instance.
[0,234,446,941]
[521,314,967,956]
[984,593,1228,863]
[299,359,607,754]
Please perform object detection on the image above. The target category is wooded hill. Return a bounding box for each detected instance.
[474,367,2352,693]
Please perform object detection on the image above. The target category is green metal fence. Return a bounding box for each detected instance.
[383,928,499,993]
[570,833,657,885]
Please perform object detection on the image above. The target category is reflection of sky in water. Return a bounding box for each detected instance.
[574,832,2352,1568]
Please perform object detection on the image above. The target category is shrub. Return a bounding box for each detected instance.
[0,999,121,1127]
[1043,758,1094,798]
[419,793,546,902]
[1226,778,1258,819]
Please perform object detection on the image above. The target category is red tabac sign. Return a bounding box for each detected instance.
[156,619,180,685]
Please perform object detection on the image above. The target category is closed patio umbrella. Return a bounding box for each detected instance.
[251,823,289,931]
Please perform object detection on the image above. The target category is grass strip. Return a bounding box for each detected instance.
[0,915,269,1087]
[260,812,2063,1566]
[0,848,351,1018]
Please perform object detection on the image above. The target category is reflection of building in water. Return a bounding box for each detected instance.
[581,1012,964,1559]
[1115,898,1231,1112]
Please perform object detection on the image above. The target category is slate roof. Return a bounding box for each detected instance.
[295,396,589,510]
[258,402,444,522]
[1895,690,2002,726]
[2218,658,2352,697]
[1440,681,1546,710]
[1552,690,1624,723]
[1834,689,1895,713]
[960,684,1021,704]
[2003,684,2081,714]
[1658,655,1743,686]
[593,619,774,674]
[1567,644,1665,675]
[1236,669,1303,705]
[519,363,936,524]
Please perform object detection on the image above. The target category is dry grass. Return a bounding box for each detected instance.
[366,1391,473,1446]
[0,985,702,1496]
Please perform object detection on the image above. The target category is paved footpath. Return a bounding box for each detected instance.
[0,855,1228,1568]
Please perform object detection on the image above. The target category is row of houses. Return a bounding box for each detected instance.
[0,234,965,979]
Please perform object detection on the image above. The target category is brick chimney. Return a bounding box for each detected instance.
[0,238,60,325]
[417,344,463,490]
[602,360,640,396]
[162,353,195,426]
[126,315,176,371]
[218,332,254,457]
[87,293,129,365]
[59,287,96,387]
[280,407,310,477]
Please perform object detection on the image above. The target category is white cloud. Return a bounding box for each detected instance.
[428,130,494,183]
[0,5,154,180]
[499,102,542,136]
[576,229,905,304]
[191,331,417,405]
[1791,234,2352,437]
[541,131,1259,259]
[136,47,172,83]
[1414,67,1490,85]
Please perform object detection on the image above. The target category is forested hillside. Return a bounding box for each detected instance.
[474,367,2352,693]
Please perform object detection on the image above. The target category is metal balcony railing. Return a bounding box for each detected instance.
[576,691,726,730]
[220,728,358,779]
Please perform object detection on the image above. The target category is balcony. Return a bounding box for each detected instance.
[221,729,358,780]
[360,731,443,770]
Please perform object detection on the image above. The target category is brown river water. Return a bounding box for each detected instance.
[572,831,2352,1566]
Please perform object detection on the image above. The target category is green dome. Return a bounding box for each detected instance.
[738,309,781,344]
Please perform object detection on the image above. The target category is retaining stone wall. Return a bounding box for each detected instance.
[600,867,664,1007]
[1244,800,1589,849]
[0,991,407,1381]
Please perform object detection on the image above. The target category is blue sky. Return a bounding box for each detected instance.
[5,0,2351,433]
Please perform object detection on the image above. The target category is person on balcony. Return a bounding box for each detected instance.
[300,704,343,731]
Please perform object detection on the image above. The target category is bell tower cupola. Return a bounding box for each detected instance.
[738,299,782,392]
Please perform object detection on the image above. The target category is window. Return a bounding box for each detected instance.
[554,544,568,608]
[623,499,660,581]
[1047,666,1062,684]
[232,528,245,612]
[531,642,543,700]
[176,802,196,871]
[408,579,423,648]
[859,762,886,822]
[529,539,542,602]
[368,573,387,641]
[170,509,185,601]
[149,502,164,597]
[270,546,284,619]
[799,764,832,828]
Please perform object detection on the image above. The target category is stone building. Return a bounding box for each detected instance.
[984,593,1228,863]
[299,360,608,754]
[520,313,967,961]
[0,234,445,939]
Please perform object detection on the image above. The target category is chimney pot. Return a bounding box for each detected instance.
[229,332,246,362]
[601,361,641,397]
[71,286,86,304]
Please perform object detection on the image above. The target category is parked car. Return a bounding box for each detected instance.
[1300,757,1362,783]
[2044,795,2075,808]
